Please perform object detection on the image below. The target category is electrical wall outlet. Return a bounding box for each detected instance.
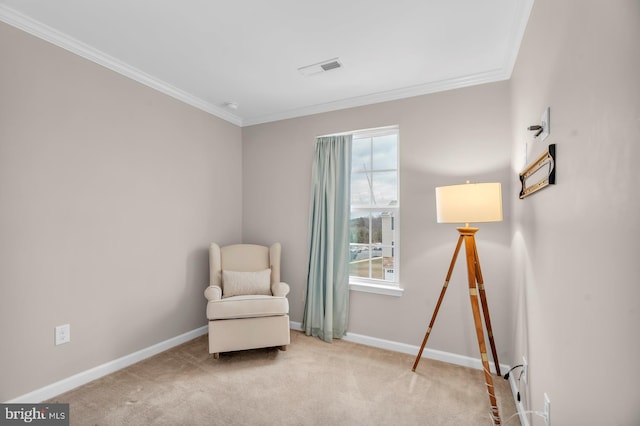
[55,324,71,345]
[522,356,528,384]
[543,393,551,426]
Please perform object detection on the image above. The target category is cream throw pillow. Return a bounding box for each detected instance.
[222,269,272,298]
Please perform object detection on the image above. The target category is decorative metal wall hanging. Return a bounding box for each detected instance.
[519,144,556,199]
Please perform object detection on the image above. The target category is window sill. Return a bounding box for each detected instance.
[349,282,404,297]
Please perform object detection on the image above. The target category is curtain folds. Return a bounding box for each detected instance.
[302,135,352,343]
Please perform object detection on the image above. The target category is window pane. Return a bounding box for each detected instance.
[371,257,385,280]
[369,211,396,245]
[372,171,398,206]
[352,137,371,171]
[371,213,382,244]
[381,212,396,248]
[377,211,397,281]
[350,257,371,279]
[351,173,371,206]
[350,212,369,244]
[372,134,397,170]
[381,252,396,281]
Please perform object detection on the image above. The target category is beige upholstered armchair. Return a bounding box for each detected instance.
[204,242,290,359]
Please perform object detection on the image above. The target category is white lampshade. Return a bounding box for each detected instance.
[435,182,503,225]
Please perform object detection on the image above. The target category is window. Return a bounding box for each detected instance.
[349,126,401,296]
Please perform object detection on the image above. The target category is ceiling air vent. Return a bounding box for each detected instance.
[321,60,341,71]
[298,58,343,76]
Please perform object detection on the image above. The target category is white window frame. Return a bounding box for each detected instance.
[348,126,403,297]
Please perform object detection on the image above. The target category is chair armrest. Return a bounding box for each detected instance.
[204,285,222,301]
[271,282,290,297]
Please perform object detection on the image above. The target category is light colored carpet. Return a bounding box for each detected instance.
[47,331,519,425]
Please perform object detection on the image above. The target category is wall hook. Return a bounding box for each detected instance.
[527,108,550,140]
[527,125,543,137]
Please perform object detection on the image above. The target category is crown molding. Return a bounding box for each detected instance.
[242,68,511,126]
[0,5,243,127]
[502,0,535,77]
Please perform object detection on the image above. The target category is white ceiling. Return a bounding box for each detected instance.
[0,0,533,127]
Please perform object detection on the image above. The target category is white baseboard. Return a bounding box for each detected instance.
[6,325,208,403]
[290,321,510,373]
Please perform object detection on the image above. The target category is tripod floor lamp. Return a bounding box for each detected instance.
[412,182,503,425]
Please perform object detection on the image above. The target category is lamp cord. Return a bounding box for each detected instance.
[499,410,547,425]
[503,364,523,380]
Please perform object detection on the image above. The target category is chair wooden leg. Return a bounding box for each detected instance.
[213,353,219,359]
[279,345,287,351]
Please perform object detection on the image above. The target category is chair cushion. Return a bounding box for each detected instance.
[207,295,289,320]
[222,269,271,297]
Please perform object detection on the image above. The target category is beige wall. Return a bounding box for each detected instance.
[509,0,640,424]
[0,22,243,401]
[242,82,514,360]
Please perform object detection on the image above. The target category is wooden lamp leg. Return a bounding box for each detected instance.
[472,241,501,376]
[462,231,500,424]
[412,234,464,371]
